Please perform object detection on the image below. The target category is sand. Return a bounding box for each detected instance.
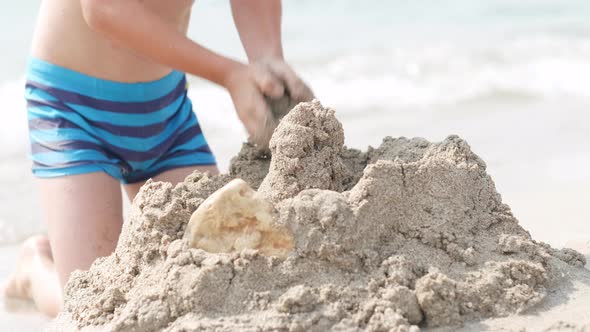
[48,101,589,331]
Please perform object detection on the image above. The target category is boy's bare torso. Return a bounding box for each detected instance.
[32,0,194,82]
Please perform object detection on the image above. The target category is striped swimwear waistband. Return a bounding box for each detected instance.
[25,57,215,183]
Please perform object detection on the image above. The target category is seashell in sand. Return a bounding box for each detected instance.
[185,179,293,257]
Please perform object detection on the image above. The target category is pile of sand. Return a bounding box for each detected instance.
[49,101,587,331]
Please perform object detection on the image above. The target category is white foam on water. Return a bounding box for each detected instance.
[299,37,590,112]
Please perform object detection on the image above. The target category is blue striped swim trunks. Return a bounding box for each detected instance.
[25,58,216,183]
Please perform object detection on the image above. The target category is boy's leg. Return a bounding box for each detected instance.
[3,172,123,317]
[41,172,123,288]
[123,165,219,201]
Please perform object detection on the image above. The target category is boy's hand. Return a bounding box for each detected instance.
[223,63,275,141]
[224,60,313,144]
[260,58,314,103]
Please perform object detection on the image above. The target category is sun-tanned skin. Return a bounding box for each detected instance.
[3,0,312,317]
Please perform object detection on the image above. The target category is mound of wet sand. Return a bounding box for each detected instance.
[49,101,587,331]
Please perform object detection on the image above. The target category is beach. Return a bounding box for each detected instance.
[2,98,590,330]
[2,0,590,330]
[46,101,590,331]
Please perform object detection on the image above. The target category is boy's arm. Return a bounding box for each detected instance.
[80,0,273,138]
[230,0,313,102]
[81,0,237,86]
[230,0,283,61]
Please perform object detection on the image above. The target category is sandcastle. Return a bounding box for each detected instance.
[49,100,587,331]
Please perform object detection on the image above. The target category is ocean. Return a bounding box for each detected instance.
[1,0,589,247]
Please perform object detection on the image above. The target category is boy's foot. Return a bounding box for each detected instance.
[2,235,53,299]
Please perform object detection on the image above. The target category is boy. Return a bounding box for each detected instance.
[3,0,312,317]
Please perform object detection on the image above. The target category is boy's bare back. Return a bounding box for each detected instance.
[32,0,194,82]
